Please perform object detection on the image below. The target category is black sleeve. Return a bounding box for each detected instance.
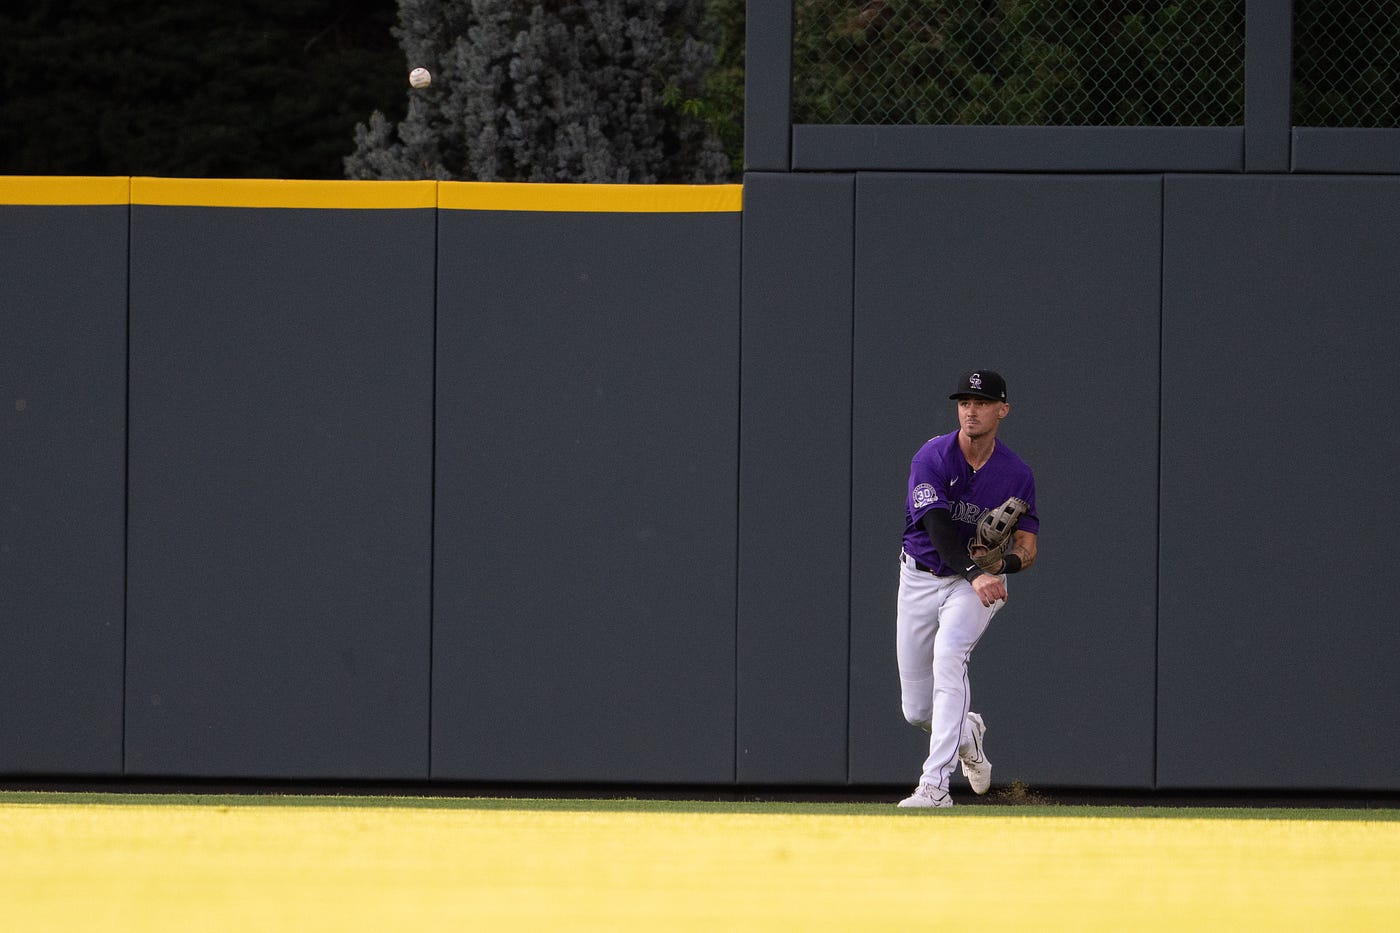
[919,509,984,582]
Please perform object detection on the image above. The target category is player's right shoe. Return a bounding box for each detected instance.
[958,711,992,795]
[896,783,953,808]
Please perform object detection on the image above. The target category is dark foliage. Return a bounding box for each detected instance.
[0,0,405,178]
[344,0,733,183]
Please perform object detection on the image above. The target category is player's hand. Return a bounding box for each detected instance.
[971,573,1006,608]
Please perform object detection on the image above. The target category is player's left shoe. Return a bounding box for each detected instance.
[897,783,953,808]
[958,711,992,794]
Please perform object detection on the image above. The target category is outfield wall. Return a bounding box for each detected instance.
[2,174,1397,793]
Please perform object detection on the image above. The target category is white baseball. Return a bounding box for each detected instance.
[409,67,432,89]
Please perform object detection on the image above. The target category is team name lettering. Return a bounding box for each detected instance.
[949,501,984,525]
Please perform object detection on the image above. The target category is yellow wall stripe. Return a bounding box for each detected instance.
[129,177,438,209]
[439,181,742,213]
[0,176,130,205]
[0,177,744,212]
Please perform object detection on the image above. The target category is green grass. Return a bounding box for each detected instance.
[4,789,1398,821]
[7,787,1399,930]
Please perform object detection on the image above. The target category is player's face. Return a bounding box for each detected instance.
[957,398,1008,439]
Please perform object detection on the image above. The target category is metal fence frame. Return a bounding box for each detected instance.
[746,0,1400,173]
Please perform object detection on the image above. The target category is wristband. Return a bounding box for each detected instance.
[1001,553,1022,574]
[961,565,984,583]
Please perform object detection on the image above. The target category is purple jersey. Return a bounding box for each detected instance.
[903,432,1039,574]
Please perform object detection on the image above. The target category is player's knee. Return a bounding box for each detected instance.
[902,702,932,733]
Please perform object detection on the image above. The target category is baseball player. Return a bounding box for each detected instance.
[895,370,1039,808]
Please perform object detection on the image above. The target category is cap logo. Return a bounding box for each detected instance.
[969,373,983,390]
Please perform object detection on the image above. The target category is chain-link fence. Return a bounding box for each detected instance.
[1293,1,1400,128]
[792,0,1245,126]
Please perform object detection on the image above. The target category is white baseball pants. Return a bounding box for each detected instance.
[895,554,1003,789]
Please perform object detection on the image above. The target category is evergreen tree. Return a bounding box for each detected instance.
[345,0,732,183]
[698,0,745,176]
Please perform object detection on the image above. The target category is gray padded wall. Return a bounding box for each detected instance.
[125,206,435,779]
[0,205,127,774]
[1159,175,1400,790]
[11,173,1400,795]
[737,173,853,784]
[848,174,1161,789]
[432,208,740,783]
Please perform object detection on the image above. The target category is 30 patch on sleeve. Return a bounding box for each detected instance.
[911,484,937,509]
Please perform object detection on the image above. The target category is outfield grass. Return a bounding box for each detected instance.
[3,792,1398,930]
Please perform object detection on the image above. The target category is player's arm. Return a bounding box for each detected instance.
[918,504,1019,607]
[1007,529,1037,572]
[919,510,978,580]
[919,511,1007,607]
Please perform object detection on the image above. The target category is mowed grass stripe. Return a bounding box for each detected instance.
[4,790,1399,819]
[2,795,1398,931]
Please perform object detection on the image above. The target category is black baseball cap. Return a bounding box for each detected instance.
[949,370,1007,401]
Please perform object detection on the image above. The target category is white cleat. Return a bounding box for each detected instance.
[959,711,992,795]
[897,783,953,808]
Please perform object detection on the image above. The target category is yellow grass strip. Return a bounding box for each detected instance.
[2,800,1398,931]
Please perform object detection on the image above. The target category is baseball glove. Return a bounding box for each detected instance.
[967,497,1029,573]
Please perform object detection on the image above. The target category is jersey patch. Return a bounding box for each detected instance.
[911,483,937,509]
